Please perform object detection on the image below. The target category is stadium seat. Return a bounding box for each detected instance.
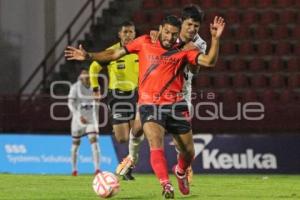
[288,74,300,88]
[292,26,300,39]
[249,58,265,71]
[261,89,278,104]
[214,74,230,88]
[232,73,249,88]
[132,11,148,24]
[195,75,211,87]
[224,10,240,24]
[234,26,251,40]
[251,74,268,88]
[268,58,284,72]
[243,89,258,102]
[270,74,285,88]
[216,59,228,71]
[239,42,254,55]
[276,0,294,7]
[241,11,258,25]
[259,11,277,25]
[222,89,239,103]
[162,0,178,8]
[238,0,255,8]
[221,42,236,55]
[143,0,159,9]
[230,58,247,71]
[180,0,199,6]
[197,0,216,9]
[253,26,271,40]
[256,0,273,8]
[279,89,297,104]
[149,11,165,25]
[292,43,300,56]
[257,42,273,56]
[274,42,291,56]
[217,0,234,8]
[287,58,299,72]
[278,10,296,24]
[272,26,289,40]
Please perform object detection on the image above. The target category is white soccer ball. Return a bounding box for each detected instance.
[92,171,120,198]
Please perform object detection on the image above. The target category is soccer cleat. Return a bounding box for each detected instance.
[72,170,78,176]
[162,183,174,199]
[172,165,190,195]
[186,166,193,184]
[122,167,135,181]
[116,155,134,176]
[94,169,101,175]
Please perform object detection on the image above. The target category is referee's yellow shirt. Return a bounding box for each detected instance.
[89,42,139,91]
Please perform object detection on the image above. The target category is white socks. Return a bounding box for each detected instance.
[71,144,79,172]
[91,142,100,171]
[128,129,144,164]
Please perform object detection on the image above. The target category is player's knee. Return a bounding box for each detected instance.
[115,135,129,143]
[89,136,97,144]
[72,139,81,146]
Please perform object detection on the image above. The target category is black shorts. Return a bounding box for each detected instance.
[107,89,138,125]
[139,100,191,134]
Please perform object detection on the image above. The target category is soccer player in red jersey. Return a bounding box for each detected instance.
[65,15,225,199]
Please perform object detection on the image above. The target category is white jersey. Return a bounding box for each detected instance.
[68,80,99,136]
[181,34,207,111]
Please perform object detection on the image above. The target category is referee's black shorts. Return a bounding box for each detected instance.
[107,89,138,125]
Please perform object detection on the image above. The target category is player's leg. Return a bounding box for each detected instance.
[172,131,194,195]
[140,105,174,198]
[167,101,194,195]
[173,137,193,184]
[88,132,100,175]
[144,121,174,198]
[71,136,80,176]
[128,112,144,164]
[115,116,141,179]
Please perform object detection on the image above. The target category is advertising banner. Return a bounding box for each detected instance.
[113,134,300,173]
[0,134,118,174]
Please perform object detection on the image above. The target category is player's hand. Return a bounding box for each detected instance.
[182,42,197,51]
[92,91,102,101]
[64,44,88,61]
[210,16,226,39]
[150,30,159,43]
[80,116,88,124]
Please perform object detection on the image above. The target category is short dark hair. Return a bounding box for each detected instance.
[161,15,182,29]
[118,20,135,32]
[181,4,204,23]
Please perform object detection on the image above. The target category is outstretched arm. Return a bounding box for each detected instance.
[64,44,127,62]
[197,16,225,67]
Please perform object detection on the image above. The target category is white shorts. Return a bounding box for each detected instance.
[71,120,99,138]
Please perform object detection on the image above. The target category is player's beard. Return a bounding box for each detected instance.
[159,34,173,49]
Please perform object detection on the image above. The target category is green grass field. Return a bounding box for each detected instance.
[0,173,299,200]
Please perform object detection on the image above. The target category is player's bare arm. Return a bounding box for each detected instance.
[197,16,225,67]
[64,44,127,62]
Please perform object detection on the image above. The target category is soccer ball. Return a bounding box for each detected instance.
[92,171,120,198]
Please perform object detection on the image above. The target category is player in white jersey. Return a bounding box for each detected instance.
[182,34,207,111]
[68,68,100,176]
[116,5,206,183]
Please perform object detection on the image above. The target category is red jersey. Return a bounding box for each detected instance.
[125,35,201,105]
